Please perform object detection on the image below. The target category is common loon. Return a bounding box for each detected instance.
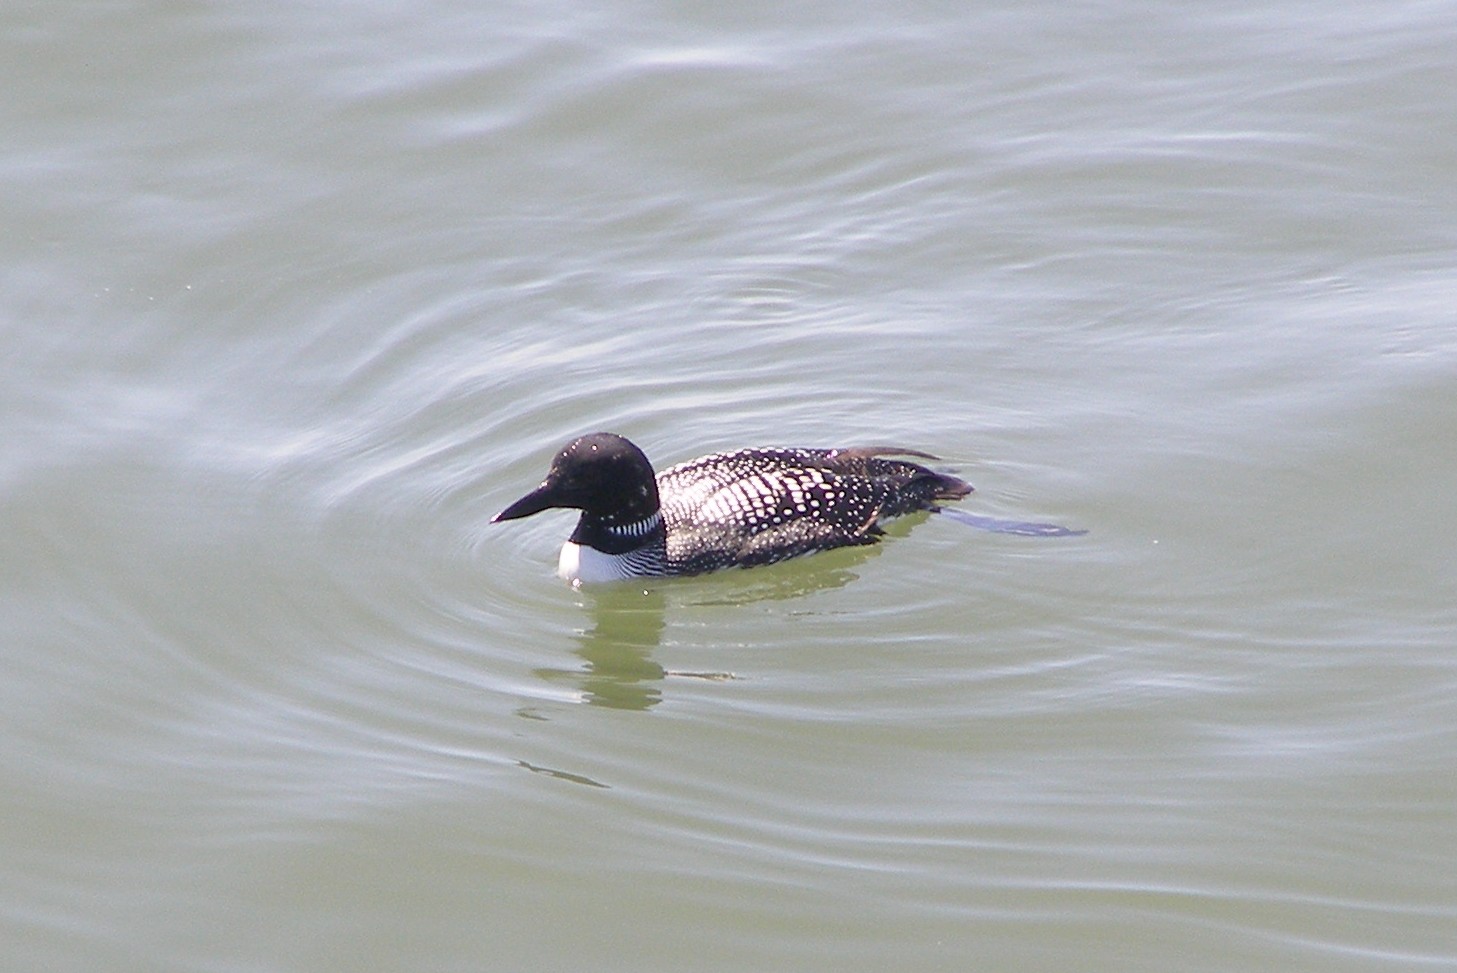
[492,432,978,585]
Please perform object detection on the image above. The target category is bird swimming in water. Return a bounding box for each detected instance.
[493,432,1082,585]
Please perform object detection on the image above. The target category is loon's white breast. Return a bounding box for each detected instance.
[557,540,635,585]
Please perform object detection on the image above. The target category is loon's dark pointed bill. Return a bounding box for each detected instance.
[492,483,557,523]
[939,507,1087,537]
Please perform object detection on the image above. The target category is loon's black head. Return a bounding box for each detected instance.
[492,432,660,527]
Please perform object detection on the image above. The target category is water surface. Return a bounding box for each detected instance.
[4,1,1456,970]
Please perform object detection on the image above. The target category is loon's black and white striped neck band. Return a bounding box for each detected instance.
[603,512,662,540]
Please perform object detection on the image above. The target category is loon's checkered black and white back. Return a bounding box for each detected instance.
[654,446,971,576]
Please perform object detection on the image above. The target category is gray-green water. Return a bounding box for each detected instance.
[5,2,1456,970]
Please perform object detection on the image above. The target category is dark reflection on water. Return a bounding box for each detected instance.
[940,507,1088,537]
[515,759,610,788]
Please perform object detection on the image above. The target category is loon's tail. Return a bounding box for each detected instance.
[922,469,974,502]
[826,446,972,502]
[825,446,1079,534]
[938,507,1087,537]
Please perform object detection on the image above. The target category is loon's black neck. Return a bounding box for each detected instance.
[569,510,667,555]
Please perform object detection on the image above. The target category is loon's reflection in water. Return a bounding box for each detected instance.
[532,548,874,710]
